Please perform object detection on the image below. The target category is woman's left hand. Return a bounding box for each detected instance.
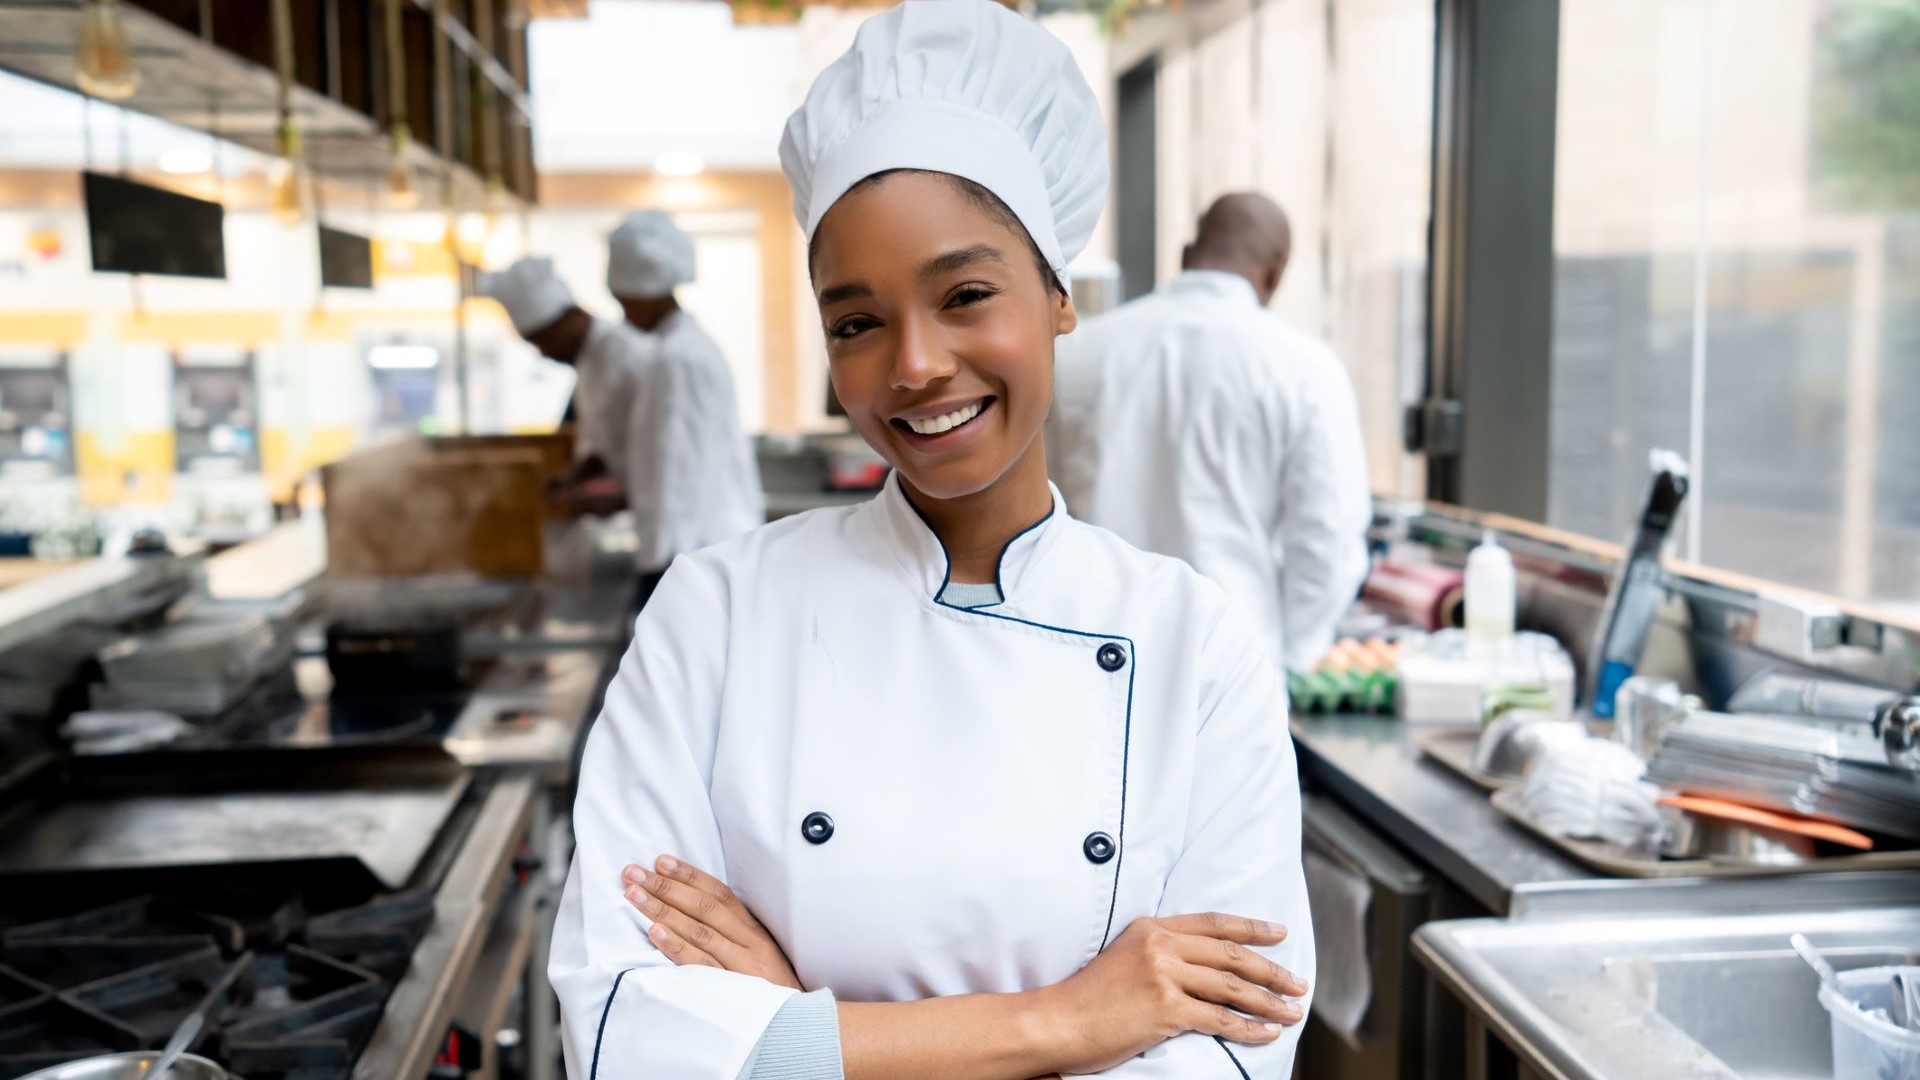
[621,856,804,991]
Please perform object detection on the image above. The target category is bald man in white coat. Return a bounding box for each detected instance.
[1050,193,1372,673]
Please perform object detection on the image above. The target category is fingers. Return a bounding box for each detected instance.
[1176,932,1310,999]
[1183,998,1290,1046]
[1176,961,1303,1026]
[652,855,749,918]
[624,880,737,967]
[642,917,721,970]
[621,856,758,947]
[1157,911,1288,947]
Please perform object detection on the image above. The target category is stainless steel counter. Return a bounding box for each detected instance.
[1292,716,1594,913]
[0,550,202,656]
[1413,872,1920,1080]
[356,771,538,1080]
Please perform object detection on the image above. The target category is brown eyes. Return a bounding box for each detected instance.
[826,284,998,342]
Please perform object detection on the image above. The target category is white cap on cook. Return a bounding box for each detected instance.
[477,256,575,335]
[607,209,696,300]
[777,0,1109,281]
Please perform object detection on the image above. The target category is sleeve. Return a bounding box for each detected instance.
[623,344,674,569]
[734,990,845,1080]
[1276,348,1372,671]
[1074,602,1316,1079]
[549,556,799,1079]
[596,334,645,491]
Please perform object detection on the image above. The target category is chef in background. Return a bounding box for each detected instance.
[479,256,643,518]
[605,210,765,607]
[1049,193,1371,673]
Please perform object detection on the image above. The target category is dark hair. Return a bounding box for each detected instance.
[807,169,1064,296]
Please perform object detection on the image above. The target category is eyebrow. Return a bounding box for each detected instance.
[815,244,1008,306]
[920,244,1006,281]
[817,281,873,305]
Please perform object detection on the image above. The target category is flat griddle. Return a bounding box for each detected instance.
[0,745,471,895]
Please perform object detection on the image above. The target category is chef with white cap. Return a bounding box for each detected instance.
[604,209,765,606]
[550,2,1314,1078]
[478,256,642,512]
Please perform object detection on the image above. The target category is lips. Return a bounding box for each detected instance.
[889,396,993,441]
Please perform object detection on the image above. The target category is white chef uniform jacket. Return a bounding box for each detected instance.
[622,310,765,572]
[1049,269,1373,672]
[572,317,646,472]
[551,473,1315,1078]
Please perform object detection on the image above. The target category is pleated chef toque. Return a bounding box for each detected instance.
[778,0,1109,282]
[478,256,575,334]
[607,209,697,300]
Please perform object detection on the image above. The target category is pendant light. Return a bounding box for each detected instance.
[76,0,140,100]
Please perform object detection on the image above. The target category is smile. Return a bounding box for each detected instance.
[893,398,992,438]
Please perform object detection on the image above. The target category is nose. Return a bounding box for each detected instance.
[888,312,957,391]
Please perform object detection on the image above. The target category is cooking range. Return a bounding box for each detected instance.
[0,885,434,1078]
[0,577,594,1079]
[0,741,494,1080]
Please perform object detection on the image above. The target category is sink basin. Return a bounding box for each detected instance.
[1632,947,1919,1079]
[1414,874,1920,1080]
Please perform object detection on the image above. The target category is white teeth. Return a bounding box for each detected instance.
[905,401,984,435]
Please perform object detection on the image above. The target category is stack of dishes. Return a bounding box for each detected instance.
[1645,712,1920,841]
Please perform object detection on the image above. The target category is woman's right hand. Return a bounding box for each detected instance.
[1035,912,1307,1075]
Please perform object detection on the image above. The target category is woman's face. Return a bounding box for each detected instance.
[811,172,1076,502]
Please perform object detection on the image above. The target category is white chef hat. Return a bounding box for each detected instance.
[778,0,1108,281]
[478,256,575,335]
[607,210,696,299]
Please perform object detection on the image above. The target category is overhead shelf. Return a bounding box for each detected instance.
[0,0,535,204]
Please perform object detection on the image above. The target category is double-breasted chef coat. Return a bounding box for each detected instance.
[550,473,1315,1078]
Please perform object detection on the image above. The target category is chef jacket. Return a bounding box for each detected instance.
[550,472,1315,1078]
[572,317,646,472]
[622,309,765,571]
[1049,269,1373,672]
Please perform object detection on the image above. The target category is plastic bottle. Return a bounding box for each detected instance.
[1465,531,1516,650]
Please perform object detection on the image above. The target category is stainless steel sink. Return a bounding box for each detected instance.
[1414,873,1920,1080]
[1633,947,1918,1079]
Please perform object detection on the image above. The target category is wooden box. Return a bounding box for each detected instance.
[321,437,550,579]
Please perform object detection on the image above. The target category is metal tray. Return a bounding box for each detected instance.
[1488,788,1920,879]
[1416,727,1518,792]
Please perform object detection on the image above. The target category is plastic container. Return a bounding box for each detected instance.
[1465,531,1515,649]
[1820,966,1920,1080]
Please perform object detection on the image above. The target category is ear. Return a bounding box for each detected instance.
[1052,285,1078,336]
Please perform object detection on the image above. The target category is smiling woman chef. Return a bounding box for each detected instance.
[548,2,1315,1077]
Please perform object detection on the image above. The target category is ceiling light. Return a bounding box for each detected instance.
[654,151,705,177]
[75,0,139,100]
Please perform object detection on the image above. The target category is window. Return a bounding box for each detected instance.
[1551,0,1920,612]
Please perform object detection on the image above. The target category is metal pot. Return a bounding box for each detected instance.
[19,1052,229,1080]
[1471,711,1586,781]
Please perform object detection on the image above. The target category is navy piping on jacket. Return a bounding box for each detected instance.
[1215,1037,1253,1078]
[590,967,635,1080]
[906,496,1136,948]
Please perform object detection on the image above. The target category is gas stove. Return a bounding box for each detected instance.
[0,885,435,1079]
